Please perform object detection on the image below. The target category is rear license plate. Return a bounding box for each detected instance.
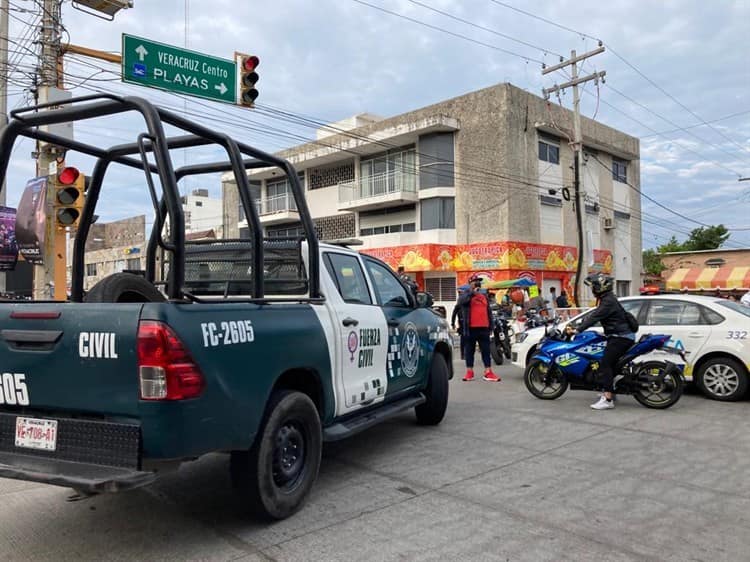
[15,417,58,451]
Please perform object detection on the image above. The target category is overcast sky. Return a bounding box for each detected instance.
[3,0,749,248]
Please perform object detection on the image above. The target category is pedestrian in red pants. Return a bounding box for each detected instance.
[457,275,500,382]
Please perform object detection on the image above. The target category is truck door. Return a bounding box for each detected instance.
[361,257,431,397]
[323,252,389,413]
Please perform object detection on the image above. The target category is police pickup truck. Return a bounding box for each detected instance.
[0,95,452,520]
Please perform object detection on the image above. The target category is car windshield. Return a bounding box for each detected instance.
[715,300,750,318]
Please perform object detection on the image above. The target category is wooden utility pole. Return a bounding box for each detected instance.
[542,45,606,307]
[0,0,9,293]
[32,0,67,300]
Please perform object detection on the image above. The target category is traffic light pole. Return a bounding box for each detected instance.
[542,46,606,307]
[33,0,66,300]
[0,0,8,293]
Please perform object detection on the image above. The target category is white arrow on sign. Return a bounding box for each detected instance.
[135,44,148,61]
[215,83,228,95]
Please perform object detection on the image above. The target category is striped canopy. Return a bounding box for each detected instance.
[665,266,750,291]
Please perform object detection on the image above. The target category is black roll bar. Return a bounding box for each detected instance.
[0,93,321,301]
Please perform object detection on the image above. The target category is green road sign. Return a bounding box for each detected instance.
[121,34,236,104]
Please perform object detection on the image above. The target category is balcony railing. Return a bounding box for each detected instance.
[338,170,417,205]
[258,193,297,215]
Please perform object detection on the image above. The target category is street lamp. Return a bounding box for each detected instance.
[72,1,133,20]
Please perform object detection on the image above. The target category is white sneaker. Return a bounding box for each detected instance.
[591,395,615,410]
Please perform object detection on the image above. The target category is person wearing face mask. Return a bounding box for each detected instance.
[457,274,500,382]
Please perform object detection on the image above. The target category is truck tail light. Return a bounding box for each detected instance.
[137,321,204,400]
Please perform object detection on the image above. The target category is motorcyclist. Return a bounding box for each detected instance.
[574,273,636,410]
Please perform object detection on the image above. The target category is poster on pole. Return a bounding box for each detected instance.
[0,206,19,271]
[15,177,48,265]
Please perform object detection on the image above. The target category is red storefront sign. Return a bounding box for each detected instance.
[362,241,613,276]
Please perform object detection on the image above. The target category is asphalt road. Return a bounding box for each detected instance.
[1,360,749,562]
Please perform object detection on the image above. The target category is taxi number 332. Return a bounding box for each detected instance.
[201,320,255,347]
[0,373,29,406]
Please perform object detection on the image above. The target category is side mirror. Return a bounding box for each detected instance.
[416,291,434,308]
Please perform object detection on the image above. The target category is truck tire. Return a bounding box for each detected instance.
[84,273,165,303]
[230,390,322,520]
[415,353,449,425]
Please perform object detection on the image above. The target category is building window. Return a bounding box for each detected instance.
[266,224,305,239]
[425,276,457,302]
[239,227,250,239]
[359,223,415,236]
[127,257,141,270]
[360,147,416,196]
[86,263,97,277]
[419,132,454,189]
[420,197,455,230]
[195,201,203,207]
[616,281,630,297]
[538,140,560,165]
[612,158,628,183]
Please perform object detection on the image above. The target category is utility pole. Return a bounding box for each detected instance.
[34,0,65,300]
[542,45,606,307]
[0,0,9,293]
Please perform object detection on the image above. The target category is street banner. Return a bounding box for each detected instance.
[0,206,19,271]
[15,177,47,265]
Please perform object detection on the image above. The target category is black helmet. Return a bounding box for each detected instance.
[584,273,613,297]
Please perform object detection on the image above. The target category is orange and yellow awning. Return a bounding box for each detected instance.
[665,266,750,291]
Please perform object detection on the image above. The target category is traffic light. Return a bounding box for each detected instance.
[237,54,259,107]
[52,166,85,229]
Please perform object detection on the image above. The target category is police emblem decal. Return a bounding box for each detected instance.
[400,322,420,377]
[347,331,359,362]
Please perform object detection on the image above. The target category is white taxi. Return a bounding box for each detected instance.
[512,295,750,401]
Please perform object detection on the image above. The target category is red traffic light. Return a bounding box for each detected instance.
[58,166,80,185]
[242,55,259,72]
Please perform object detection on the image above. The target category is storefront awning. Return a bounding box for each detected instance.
[665,266,750,291]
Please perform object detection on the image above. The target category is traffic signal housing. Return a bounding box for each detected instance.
[237,53,259,107]
[52,166,85,229]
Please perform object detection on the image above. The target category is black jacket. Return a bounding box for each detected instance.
[576,291,632,336]
[451,304,463,328]
[457,289,493,336]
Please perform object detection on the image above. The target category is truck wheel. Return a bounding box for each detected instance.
[415,353,449,425]
[230,390,322,520]
[84,273,165,303]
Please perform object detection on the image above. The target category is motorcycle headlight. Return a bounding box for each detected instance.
[516,332,528,344]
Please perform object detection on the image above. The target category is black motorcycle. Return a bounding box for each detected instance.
[490,305,514,365]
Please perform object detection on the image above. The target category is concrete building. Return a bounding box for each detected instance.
[222,83,641,311]
[67,215,146,291]
[181,188,222,234]
[662,248,750,291]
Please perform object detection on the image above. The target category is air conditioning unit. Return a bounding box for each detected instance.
[602,217,614,230]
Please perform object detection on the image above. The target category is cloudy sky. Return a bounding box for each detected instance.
[3,0,749,248]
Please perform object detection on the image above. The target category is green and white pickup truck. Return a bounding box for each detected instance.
[0,95,453,520]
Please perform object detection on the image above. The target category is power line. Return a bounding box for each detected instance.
[348,0,545,64]
[403,0,563,58]
[588,152,750,233]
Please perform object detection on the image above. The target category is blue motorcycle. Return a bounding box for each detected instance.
[524,328,685,409]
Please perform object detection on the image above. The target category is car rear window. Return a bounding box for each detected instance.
[716,300,750,319]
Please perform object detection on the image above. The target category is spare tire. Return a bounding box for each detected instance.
[84,273,166,303]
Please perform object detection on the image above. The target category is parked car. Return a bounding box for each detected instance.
[512,294,750,401]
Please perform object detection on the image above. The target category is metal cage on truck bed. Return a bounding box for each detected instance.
[0,93,321,302]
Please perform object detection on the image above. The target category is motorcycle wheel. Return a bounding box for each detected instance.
[632,361,684,409]
[502,338,512,360]
[490,340,504,365]
[524,359,568,400]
